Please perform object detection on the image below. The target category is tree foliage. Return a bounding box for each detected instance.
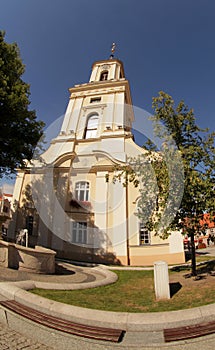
[149,92,215,231]
[149,92,215,275]
[114,91,215,275]
[0,31,44,177]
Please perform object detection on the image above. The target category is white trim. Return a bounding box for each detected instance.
[74,181,90,201]
[72,221,87,244]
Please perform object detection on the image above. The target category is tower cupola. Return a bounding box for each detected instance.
[89,42,125,82]
[89,58,125,82]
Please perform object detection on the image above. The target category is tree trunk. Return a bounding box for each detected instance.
[190,232,197,276]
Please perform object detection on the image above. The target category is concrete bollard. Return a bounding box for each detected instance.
[154,261,170,300]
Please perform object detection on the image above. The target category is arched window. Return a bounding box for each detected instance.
[100,70,108,81]
[75,181,89,201]
[85,114,99,139]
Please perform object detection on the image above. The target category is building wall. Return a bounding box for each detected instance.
[8,140,185,265]
[7,58,185,266]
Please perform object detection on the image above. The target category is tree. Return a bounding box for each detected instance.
[114,91,215,276]
[0,31,44,177]
[150,92,215,276]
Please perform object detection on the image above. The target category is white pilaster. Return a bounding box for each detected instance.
[109,63,116,80]
[89,65,99,82]
[94,172,108,250]
[102,95,114,129]
[114,92,124,127]
[69,98,83,137]
[60,98,75,133]
[111,182,127,256]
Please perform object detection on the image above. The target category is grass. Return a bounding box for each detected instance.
[31,261,215,313]
[195,255,215,263]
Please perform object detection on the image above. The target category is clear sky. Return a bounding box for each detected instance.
[1,0,215,192]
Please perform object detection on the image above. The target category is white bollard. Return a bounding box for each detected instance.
[154,261,170,300]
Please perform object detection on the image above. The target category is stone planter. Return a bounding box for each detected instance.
[0,240,56,274]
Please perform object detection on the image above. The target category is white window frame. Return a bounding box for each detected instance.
[85,114,99,139]
[139,223,151,245]
[75,181,89,201]
[72,222,87,244]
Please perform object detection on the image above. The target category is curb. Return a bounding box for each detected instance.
[0,263,215,348]
[0,278,215,332]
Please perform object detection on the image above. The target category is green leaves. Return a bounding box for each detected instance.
[114,91,215,243]
[0,31,45,177]
[148,91,215,236]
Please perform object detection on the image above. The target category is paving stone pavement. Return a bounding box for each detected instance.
[0,252,214,350]
[0,261,104,284]
[0,324,53,350]
[0,261,103,350]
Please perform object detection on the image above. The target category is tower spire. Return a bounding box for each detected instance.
[109,42,116,59]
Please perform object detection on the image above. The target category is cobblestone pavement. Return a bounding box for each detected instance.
[0,261,103,350]
[0,324,53,350]
[0,254,214,350]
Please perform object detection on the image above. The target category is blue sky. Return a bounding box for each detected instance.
[1,0,215,192]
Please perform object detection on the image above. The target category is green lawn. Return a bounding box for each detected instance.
[194,255,215,263]
[31,265,215,313]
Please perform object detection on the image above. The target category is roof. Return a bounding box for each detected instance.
[199,213,215,228]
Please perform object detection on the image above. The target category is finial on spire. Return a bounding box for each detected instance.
[109,42,116,59]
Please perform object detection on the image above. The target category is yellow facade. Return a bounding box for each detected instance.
[8,56,185,266]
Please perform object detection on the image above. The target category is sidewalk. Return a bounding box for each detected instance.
[0,258,214,349]
[196,245,215,256]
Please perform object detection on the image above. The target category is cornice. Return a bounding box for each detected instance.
[91,58,125,76]
[69,79,129,94]
[69,80,132,105]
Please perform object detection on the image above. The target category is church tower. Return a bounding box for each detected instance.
[50,46,134,164]
[9,46,185,266]
[35,45,137,264]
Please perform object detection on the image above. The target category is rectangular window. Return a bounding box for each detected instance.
[90,97,101,103]
[75,181,89,201]
[139,223,150,245]
[72,222,87,244]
